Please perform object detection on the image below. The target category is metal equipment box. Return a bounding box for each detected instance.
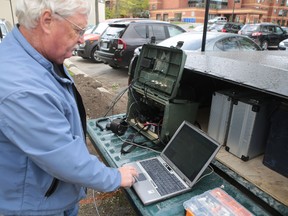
[207,89,255,145]
[127,44,199,144]
[225,96,270,161]
[208,90,234,146]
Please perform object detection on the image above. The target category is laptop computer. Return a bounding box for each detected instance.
[124,120,221,205]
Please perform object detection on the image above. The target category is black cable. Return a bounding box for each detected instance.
[120,123,164,154]
[95,117,110,131]
[103,84,131,117]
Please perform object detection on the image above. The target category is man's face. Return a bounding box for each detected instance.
[47,12,88,64]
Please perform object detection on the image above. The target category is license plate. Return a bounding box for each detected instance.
[102,42,108,48]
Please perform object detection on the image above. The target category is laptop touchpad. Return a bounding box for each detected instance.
[135,173,147,182]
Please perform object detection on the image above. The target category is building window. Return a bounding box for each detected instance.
[156,14,162,20]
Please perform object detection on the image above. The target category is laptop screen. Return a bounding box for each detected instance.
[161,121,220,183]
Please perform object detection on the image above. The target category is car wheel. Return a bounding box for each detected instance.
[261,40,269,50]
[90,46,102,63]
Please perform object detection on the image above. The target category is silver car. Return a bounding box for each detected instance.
[0,19,12,42]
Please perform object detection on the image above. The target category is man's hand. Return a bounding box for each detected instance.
[118,165,138,188]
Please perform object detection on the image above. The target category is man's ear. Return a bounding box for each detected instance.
[40,10,53,34]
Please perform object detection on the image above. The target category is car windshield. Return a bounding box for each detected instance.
[209,24,224,31]
[158,33,213,50]
[84,25,95,34]
[93,22,109,35]
[242,24,259,32]
[102,26,125,38]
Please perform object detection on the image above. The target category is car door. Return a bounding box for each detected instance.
[275,26,288,45]
[148,24,168,43]
[267,25,281,46]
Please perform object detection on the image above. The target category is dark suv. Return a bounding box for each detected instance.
[238,23,288,49]
[222,22,244,34]
[76,18,145,63]
[96,19,186,69]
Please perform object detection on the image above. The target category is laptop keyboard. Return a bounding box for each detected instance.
[140,158,186,196]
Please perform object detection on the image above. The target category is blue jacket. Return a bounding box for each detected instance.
[0,26,121,215]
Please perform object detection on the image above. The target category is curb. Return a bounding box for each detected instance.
[64,58,110,94]
[64,59,88,77]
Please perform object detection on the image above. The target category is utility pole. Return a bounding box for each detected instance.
[9,0,15,25]
[232,0,235,22]
[201,0,210,52]
[95,0,99,25]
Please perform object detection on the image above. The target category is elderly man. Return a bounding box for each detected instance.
[0,0,137,215]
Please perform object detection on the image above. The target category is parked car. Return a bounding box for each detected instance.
[208,16,227,24]
[208,23,224,32]
[96,19,186,69]
[192,25,205,32]
[238,23,288,50]
[129,31,261,80]
[76,18,141,63]
[281,26,288,32]
[83,24,96,34]
[0,18,12,42]
[222,22,244,34]
[278,38,288,50]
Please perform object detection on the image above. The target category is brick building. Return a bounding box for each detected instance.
[149,0,288,26]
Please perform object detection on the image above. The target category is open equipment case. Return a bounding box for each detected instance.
[87,51,288,215]
[127,44,199,144]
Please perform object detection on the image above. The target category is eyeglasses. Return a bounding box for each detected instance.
[55,12,86,37]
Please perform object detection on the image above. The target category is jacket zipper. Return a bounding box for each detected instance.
[45,178,59,197]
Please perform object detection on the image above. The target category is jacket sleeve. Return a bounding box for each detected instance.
[0,89,121,192]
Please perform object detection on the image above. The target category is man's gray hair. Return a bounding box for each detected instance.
[16,0,91,29]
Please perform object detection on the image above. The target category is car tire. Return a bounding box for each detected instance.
[261,40,269,50]
[90,46,102,63]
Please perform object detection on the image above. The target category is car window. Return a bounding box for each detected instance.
[149,25,166,40]
[267,25,275,33]
[242,24,258,32]
[168,26,185,37]
[238,37,260,50]
[233,24,242,30]
[134,25,147,38]
[102,26,125,38]
[276,26,284,34]
[232,25,238,30]
[214,37,240,51]
[261,26,269,33]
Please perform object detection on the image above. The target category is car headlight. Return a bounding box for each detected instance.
[79,42,86,48]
